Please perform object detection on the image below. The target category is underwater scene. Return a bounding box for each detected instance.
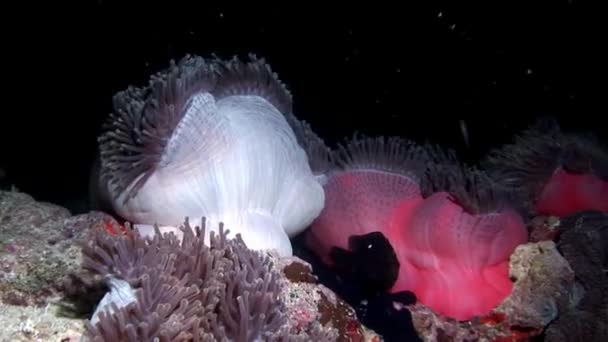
[1,1,606,341]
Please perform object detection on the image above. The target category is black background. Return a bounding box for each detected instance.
[1,1,604,212]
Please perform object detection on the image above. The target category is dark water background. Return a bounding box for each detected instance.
[1,1,604,211]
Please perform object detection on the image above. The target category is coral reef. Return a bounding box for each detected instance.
[307,135,528,321]
[0,190,380,341]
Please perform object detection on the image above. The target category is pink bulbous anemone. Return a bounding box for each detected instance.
[385,156,528,320]
[306,136,427,265]
[483,118,608,218]
[307,136,528,320]
[387,191,527,320]
[535,167,608,216]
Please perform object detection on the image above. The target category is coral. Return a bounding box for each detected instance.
[81,218,288,341]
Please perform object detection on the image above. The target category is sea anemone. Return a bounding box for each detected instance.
[92,54,328,257]
[306,135,528,321]
[305,135,427,265]
[392,154,527,320]
[81,218,288,341]
[483,118,608,217]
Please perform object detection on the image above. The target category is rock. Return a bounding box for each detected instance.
[0,190,114,307]
[544,210,608,341]
[497,240,575,329]
[528,215,561,242]
[278,256,381,341]
[0,302,84,341]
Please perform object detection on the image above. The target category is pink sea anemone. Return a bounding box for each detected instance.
[484,118,608,218]
[306,137,426,265]
[306,135,528,320]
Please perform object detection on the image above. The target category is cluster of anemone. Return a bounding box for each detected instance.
[81,218,334,342]
[483,118,608,217]
[306,134,529,320]
[305,118,608,321]
[83,48,608,339]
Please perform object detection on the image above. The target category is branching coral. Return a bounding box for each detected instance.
[81,218,289,341]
